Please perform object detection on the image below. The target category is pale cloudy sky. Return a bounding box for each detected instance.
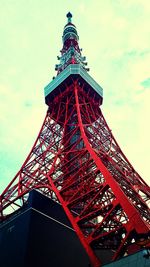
[0,0,150,192]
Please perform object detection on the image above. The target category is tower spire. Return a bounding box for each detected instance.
[55,13,89,74]
[66,12,72,23]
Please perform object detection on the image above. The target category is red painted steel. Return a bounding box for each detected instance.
[0,13,150,267]
[0,81,150,266]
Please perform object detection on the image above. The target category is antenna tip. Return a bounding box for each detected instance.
[66,12,72,23]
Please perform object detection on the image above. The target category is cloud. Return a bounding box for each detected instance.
[141,78,150,89]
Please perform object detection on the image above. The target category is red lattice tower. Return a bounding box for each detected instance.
[0,13,150,267]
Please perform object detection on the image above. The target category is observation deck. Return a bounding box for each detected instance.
[44,64,103,105]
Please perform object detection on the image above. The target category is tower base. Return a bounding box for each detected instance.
[1,190,149,267]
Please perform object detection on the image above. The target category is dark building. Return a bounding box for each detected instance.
[0,190,90,267]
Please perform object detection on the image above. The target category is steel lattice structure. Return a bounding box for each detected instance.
[0,13,150,267]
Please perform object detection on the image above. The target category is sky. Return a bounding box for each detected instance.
[0,0,150,192]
